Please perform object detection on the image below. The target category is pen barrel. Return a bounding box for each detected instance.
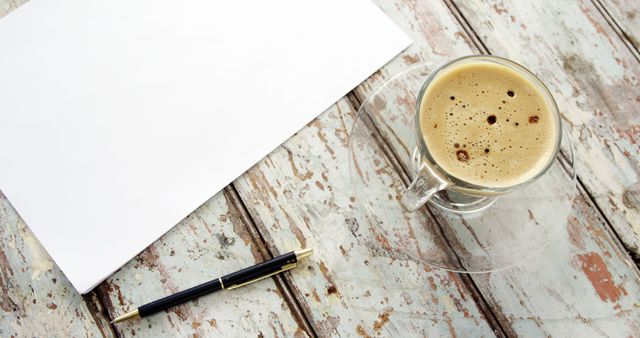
[138,279,222,317]
[220,252,297,289]
[137,251,298,318]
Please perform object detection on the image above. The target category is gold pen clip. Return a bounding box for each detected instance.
[226,263,297,290]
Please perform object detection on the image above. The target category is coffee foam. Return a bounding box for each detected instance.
[419,62,558,188]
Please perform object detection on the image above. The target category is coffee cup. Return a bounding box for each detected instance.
[401,55,562,212]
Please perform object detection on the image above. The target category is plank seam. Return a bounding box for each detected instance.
[89,288,124,338]
[442,0,490,55]
[445,0,640,269]
[559,132,640,269]
[557,150,640,269]
[576,176,640,266]
[224,186,318,338]
[591,0,640,62]
[345,92,509,338]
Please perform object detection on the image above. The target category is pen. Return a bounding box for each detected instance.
[112,248,313,324]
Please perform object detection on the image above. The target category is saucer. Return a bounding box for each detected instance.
[348,63,576,273]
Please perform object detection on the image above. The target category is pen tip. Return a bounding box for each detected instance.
[111,309,140,324]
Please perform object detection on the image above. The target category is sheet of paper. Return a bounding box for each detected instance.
[0,0,410,293]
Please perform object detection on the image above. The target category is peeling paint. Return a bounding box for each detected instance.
[578,252,628,302]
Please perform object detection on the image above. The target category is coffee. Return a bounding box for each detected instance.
[419,62,558,188]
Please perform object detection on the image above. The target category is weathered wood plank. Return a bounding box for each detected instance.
[312,2,638,334]
[4,0,639,337]
[453,0,640,260]
[234,100,498,337]
[347,0,640,335]
[98,190,311,338]
[597,0,640,52]
[0,192,115,337]
[0,0,26,19]
[472,184,640,336]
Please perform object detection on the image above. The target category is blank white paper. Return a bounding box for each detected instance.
[0,0,410,293]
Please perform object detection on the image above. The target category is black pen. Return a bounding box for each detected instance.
[112,248,313,323]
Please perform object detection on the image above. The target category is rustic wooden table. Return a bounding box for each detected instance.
[2,0,640,337]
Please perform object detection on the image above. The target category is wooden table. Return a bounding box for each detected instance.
[2,0,639,337]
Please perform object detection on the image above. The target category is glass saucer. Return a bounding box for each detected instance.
[348,63,576,273]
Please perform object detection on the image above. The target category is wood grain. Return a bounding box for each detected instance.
[472,185,640,336]
[0,192,115,337]
[2,0,640,337]
[98,190,311,337]
[233,100,498,337]
[452,0,640,261]
[351,0,640,335]
[597,0,640,52]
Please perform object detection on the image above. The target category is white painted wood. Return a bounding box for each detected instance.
[3,0,640,337]
[454,0,640,259]
[0,192,114,337]
[351,0,640,335]
[234,100,498,337]
[101,191,310,337]
[599,0,640,51]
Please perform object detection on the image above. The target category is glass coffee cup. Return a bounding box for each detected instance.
[401,55,562,213]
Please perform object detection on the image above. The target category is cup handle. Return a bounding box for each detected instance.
[401,164,448,211]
